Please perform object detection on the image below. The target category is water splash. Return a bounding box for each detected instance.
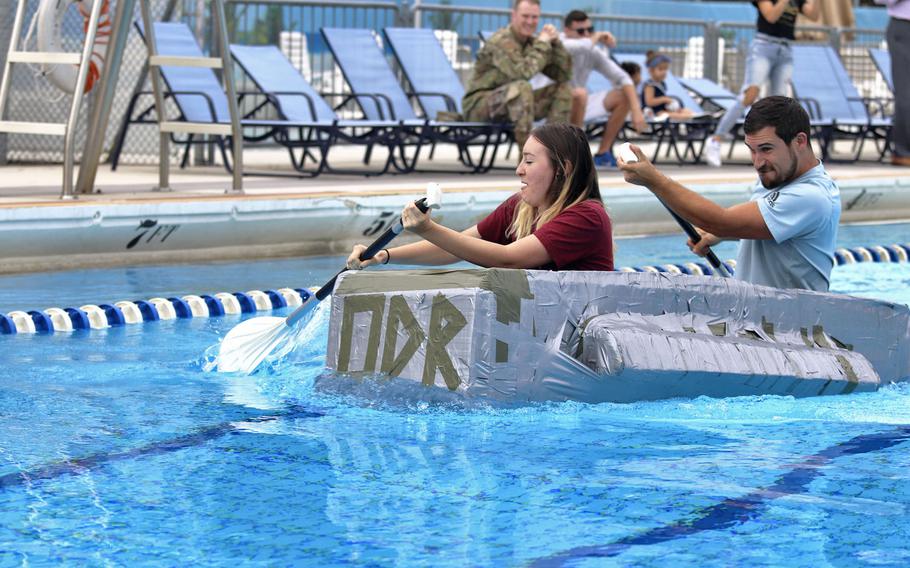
[253,302,331,402]
[199,301,332,375]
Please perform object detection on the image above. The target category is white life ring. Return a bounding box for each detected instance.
[36,0,110,94]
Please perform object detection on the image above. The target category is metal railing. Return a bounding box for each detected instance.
[839,27,891,101]
[0,0,890,166]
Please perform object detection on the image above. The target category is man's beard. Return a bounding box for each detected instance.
[759,148,799,189]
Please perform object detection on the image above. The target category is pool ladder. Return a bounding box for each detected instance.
[0,0,243,197]
[136,0,243,193]
[0,0,108,199]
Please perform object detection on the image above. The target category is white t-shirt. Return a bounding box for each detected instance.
[735,161,841,291]
[558,34,632,90]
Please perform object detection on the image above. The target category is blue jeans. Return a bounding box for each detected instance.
[714,34,794,138]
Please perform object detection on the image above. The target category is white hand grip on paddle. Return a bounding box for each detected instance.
[425,183,442,210]
[616,143,638,164]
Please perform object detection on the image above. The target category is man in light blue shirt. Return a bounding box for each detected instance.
[619,96,840,291]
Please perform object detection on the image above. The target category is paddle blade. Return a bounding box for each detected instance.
[215,316,293,374]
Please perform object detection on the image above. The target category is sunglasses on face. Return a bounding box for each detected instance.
[573,26,594,35]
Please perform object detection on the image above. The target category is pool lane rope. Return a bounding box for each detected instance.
[0,288,311,335]
[2,243,908,335]
[617,243,910,277]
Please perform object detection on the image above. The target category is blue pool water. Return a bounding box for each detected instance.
[1,222,910,566]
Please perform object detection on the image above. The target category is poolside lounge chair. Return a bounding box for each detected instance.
[382,27,509,172]
[791,45,891,162]
[677,77,744,160]
[111,21,237,170]
[869,48,893,92]
[383,28,471,122]
[230,43,418,176]
[677,77,737,115]
[322,27,507,173]
[112,22,389,176]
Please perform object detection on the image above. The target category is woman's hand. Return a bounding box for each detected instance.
[346,244,388,270]
[401,201,434,235]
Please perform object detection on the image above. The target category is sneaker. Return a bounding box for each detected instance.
[705,137,722,168]
[594,150,617,169]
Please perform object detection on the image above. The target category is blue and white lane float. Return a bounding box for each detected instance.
[1,243,908,335]
[0,288,311,335]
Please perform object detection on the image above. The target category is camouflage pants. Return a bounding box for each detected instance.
[465,80,572,149]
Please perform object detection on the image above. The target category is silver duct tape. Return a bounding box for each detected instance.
[579,313,879,402]
[327,270,910,403]
[327,288,478,392]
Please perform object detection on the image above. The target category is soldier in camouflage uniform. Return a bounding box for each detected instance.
[462,0,572,149]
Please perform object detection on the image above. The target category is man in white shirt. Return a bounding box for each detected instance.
[560,10,646,168]
[619,96,840,291]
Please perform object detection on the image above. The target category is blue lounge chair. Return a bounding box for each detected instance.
[869,48,893,92]
[111,21,238,170]
[677,77,737,114]
[791,45,890,162]
[230,43,417,176]
[383,27,509,172]
[111,22,339,176]
[383,28,465,121]
[677,76,744,160]
[323,27,505,173]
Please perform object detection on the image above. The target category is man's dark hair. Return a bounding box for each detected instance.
[619,61,641,78]
[564,10,589,27]
[743,96,810,145]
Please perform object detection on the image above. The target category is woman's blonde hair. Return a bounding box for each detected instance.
[508,123,603,239]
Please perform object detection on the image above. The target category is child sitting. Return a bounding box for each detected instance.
[641,51,693,121]
[619,61,641,88]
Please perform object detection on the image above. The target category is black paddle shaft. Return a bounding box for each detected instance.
[313,198,431,301]
[657,197,731,278]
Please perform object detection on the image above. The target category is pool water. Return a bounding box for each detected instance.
[1,222,910,566]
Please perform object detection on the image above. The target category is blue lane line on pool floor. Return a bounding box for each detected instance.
[530,425,910,567]
[0,406,323,491]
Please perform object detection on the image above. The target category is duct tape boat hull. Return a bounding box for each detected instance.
[326,270,910,403]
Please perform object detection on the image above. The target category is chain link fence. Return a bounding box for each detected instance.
[840,27,891,102]
[0,0,11,164]
[0,0,890,165]
[1,0,194,165]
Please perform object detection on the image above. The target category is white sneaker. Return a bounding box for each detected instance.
[705,137,722,167]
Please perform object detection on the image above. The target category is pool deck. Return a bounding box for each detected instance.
[1,144,909,273]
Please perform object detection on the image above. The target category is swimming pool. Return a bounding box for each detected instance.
[1,222,909,566]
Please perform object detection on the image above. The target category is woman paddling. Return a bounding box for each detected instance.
[346,123,614,271]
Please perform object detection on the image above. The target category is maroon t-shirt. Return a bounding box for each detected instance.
[476,194,614,271]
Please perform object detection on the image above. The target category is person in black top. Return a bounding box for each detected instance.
[705,0,819,167]
[641,51,695,121]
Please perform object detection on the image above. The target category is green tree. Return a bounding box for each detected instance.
[226,5,284,45]
[427,0,463,31]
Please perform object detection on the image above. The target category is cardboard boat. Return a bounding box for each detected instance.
[326,269,910,403]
